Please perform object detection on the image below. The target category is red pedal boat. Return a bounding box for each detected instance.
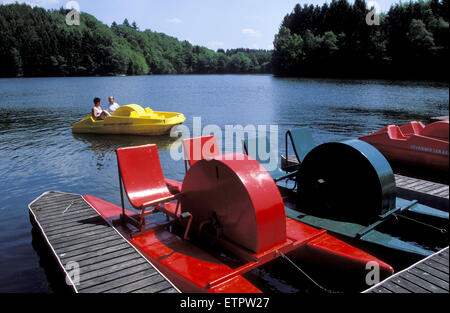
[84,142,393,293]
[360,121,449,172]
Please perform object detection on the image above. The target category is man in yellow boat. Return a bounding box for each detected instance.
[92,98,109,121]
[107,96,120,114]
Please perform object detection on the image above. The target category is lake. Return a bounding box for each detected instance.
[0,75,448,293]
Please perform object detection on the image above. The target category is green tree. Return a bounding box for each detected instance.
[272,0,447,79]
[272,27,304,76]
[407,19,435,51]
[8,47,23,76]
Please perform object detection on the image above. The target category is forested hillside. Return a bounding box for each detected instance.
[1,1,448,79]
[0,4,271,77]
[272,0,448,79]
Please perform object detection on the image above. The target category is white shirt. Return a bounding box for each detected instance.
[93,106,103,116]
[108,102,120,114]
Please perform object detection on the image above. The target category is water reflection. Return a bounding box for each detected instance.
[273,77,449,89]
[72,133,181,168]
[331,107,436,123]
[0,109,64,133]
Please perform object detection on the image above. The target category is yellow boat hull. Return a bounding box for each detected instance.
[71,104,186,136]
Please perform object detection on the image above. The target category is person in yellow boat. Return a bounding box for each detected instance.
[92,98,109,121]
[107,96,120,114]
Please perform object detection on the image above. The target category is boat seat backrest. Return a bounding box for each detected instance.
[116,144,172,209]
[287,127,315,163]
[113,104,146,117]
[400,121,426,136]
[244,136,267,164]
[243,136,279,168]
[387,125,407,140]
[183,135,221,168]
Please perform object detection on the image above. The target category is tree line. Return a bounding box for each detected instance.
[1,1,448,79]
[272,0,448,79]
[0,3,271,77]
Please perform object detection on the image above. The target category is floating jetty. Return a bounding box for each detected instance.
[364,247,449,293]
[395,174,449,212]
[29,191,179,293]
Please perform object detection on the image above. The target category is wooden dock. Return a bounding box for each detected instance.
[29,191,179,293]
[364,247,449,293]
[395,174,449,212]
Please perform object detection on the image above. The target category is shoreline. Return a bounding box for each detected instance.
[0,74,448,85]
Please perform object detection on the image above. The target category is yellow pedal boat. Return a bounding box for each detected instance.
[71,104,186,136]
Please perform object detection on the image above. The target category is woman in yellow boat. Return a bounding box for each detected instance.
[92,97,110,121]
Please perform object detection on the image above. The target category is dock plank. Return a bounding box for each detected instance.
[398,272,446,293]
[374,287,392,293]
[408,268,449,291]
[388,276,430,293]
[379,281,410,293]
[50,227,113,245]
[79,253,142,274]
[429,255,450,267]
[59,243,132,263]
[415,263,449,282]
[105,273,167,293]
[45,222,108,236]
[395,174,449,211]
[364,247,449,294]
[80,258,147,282]
[77,249,137,268]
[78,263,152,291]
[159,287,180,293]
[424,259,449,274]
[81,269,159,293]
[58,238,127,259]
[53,234,121,253]
[132,280,174,293]
[29,191,178,293]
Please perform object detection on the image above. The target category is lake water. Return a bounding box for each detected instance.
[0,75,448,293]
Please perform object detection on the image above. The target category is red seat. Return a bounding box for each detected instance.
[117,144,174,208]
[183,135,221,171]
[116,144,191,237]
[399,121,426,136]
[387,125,407,140]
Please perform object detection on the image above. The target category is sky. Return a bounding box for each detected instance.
[2,0,404,50]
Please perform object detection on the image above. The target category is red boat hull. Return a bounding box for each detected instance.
[84,195,393,293]
[360,121,449,172]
